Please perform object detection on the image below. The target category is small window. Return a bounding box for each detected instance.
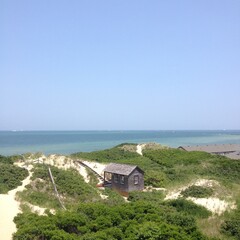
[134,175,139,185]
[120,175,125,184]
[114,174,119,183]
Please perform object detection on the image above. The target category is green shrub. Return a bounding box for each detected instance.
[143,148,240,186]
[128,190,164,203]
[0,155,14,164]
[221,205,240,239]
[144,170,167,187]
[166,199,211,218]
[221,219,240,239]
[71,147,139,163]
[0,162,28,193]
[205,158,240,184]
[14,201,209,240]
[143,149,207,167]
[181,185,214,198]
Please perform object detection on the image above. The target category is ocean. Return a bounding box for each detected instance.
[0,130,240,156]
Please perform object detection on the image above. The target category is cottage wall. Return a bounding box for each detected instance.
[111,173,129,193]
[128,169,144,192]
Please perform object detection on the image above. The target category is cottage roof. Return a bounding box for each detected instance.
[178,144,240,154]
[104,163,143,176]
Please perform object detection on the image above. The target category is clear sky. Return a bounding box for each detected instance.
[1,0,240,130]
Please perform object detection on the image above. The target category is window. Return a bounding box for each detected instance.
[134,175,139,185]
[120,175,125,184]
[114,174,119,183]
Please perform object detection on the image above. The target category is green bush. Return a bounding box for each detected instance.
[166,199,211,218]
[0,162,28,193]
[181,185,214,198]
[71,147,139,163]
[221,205,240,239]
[143,149,240,186]
[143,149,207,167]
[128,190,164,203]
[222,219,240,239]
[0,155,14,164]
[144,170,167,187]
[204,158,240,184]
[14,201,209,240]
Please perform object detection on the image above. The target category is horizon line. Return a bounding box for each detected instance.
[1,129,240,132]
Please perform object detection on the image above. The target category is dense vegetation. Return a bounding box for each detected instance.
[0,155,28,194]
[0,154,14,164]
[221,198,240,240]
[1,145,239,239]
[143,148,240,186]
[14,200,213,240]
[71,147,139,163]
[181,186,214,198]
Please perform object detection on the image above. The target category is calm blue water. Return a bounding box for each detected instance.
[0,130,240,156]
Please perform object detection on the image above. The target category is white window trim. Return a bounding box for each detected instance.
[120,175,125,184]
[134,175,139,185]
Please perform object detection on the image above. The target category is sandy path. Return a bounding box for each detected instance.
[0,167,32,240]
[136,144,145,155]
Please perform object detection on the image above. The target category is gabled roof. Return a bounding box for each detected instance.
[104,163,144,176]
[178,144,240,154]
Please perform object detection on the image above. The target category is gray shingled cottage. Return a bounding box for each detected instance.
[103,163,144,195]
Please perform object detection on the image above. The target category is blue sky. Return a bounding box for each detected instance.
[1,0,240,130]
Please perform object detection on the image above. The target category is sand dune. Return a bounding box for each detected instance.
[165,179,236,215]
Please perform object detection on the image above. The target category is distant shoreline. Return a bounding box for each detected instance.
[1,129,240,132]
[1,130,240,156]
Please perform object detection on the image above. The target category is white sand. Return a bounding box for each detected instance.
[143,186,166,192]
[194,179,220,188]
[25,203,55,215]
[43,155,75,170]
[74,162,90,183]
[136,144,146,155]
[82,161,106,177]
[99,193,108,199]
[165,185,188,200]
[0,166,33,240]
[187,197,236,215]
